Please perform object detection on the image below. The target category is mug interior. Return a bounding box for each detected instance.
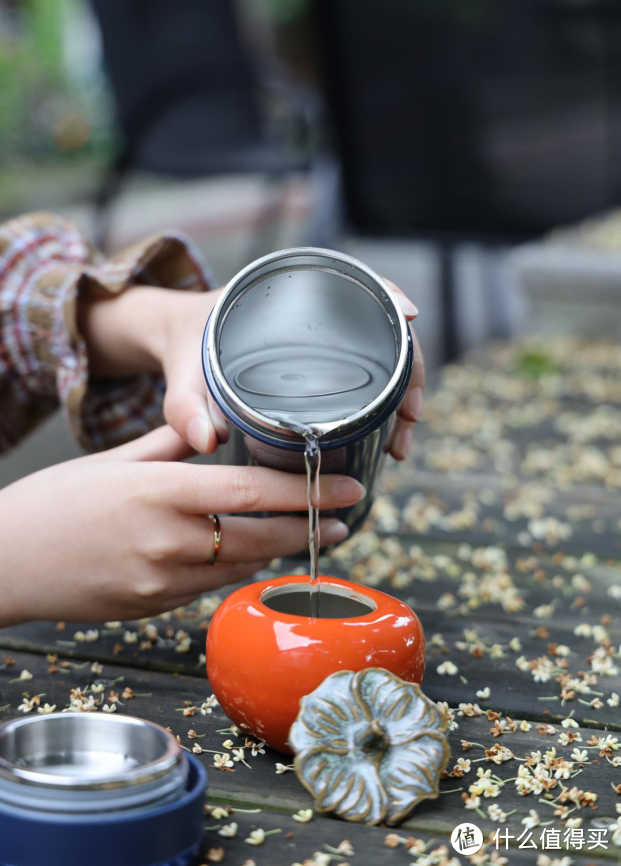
[260,581,377,619]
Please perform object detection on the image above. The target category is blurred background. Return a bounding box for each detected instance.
[2,0,621,484]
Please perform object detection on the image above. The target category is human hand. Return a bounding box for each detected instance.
[80,287,227,453]
[383,280,425,460]
[80,277,424,460]
[0,426,364,627]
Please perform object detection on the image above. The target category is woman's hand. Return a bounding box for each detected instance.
[79,286,227,453]
[0,427,363,627]
[80,278,424,461]
[383,280,425,461]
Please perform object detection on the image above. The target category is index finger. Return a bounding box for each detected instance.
[154,463,366,514]
[398,324,425,423]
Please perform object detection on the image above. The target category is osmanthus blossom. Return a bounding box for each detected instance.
[289,668,449,825]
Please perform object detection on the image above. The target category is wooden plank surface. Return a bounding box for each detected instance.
[2,338,621,863]
[3,647,621,853]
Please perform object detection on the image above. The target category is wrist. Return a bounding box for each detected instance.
[79,286,179,378]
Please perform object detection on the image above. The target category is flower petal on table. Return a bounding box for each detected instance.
[289,669,370,752]
[353,668,447,745]
[380,731,451,824]
[295,746,388,825]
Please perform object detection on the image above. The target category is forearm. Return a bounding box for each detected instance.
[0,487,37,628]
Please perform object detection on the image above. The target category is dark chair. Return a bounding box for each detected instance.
[91,0,331,253]
[315,0,621,359]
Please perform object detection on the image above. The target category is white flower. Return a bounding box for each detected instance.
[245,829,266,846]
[275,763,292,774]
[210,807,230,819]
[84,629,99,643]
[558,732,581,746]
[293,809,313,823]
[522,809,540,829]
[608,693,620,707]
[476,687,491,699]
[91,684,105,694]
[192,744,203,755]
[143,623,158,641]
[437,661,458,676]
[37,703,56,714]
[218,822,238,838]
[231,748,245,762]
[102,704,117,713]
[201,695,219,715]
[488,804,508,822]
[18,670,33,681]
[214,753,234,770]
[574,623,592,638]
[436,701,458,730]
[463,794,481,810]
[592,655,619,676]
[571,749,588,762]
[18,698,35,714]
[593,625,609,644]
[123,631,137,644]
[561,718,579,729]
[250,741,266,756]
[520,720,532,732]
[174,637,191,654]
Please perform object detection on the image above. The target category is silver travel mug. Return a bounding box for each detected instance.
[202,247,413,536]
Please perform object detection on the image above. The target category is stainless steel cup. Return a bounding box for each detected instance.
[0,713,207,866]
[202,247,412,535]
[0,712,187,813]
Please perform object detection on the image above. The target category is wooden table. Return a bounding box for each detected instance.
[2,337,621,865]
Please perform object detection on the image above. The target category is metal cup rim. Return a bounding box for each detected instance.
[204,246,411,445]
[0,713,182,791]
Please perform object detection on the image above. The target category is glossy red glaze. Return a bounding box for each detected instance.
[206,575,426,754]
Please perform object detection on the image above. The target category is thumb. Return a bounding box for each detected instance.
[97,425,196,462]
[384,278,418,321]
[163,365,228,455]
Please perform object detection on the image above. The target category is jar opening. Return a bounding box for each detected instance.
[260,582,376,619]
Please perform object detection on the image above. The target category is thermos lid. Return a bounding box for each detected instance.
[0,712,183,802]
[0,714,207,866]
[203,247,412,449]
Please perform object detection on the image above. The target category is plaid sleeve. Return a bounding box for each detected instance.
[0,212,213,454]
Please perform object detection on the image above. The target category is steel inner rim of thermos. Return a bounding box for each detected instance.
[203,247,412,449]
[0,713,182,792]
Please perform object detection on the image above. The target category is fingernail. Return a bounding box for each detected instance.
[393,425,413,460]
[187,415,210,453]
[404,386,424,422]
[395,294,418,318]
[335,478,366,505]
[322,519,349,544]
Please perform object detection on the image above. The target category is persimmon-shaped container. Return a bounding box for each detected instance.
[206,575,426,753]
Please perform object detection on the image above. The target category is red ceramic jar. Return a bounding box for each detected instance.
[206,575,426,753]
